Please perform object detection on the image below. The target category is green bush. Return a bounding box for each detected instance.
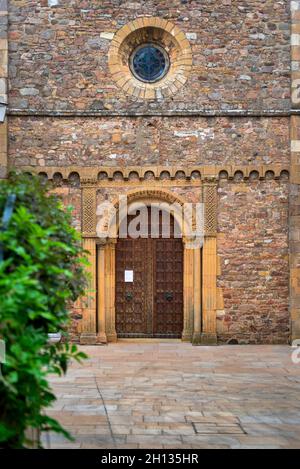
[0,172,88,448]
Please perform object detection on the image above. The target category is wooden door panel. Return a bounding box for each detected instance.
[115,237,148,336]
[115,210,183,338]
[153,238,183,337]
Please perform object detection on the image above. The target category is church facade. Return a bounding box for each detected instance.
[1,0,300,345]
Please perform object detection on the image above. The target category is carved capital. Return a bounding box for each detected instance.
[81,177,98,187]
[203,176,216,184]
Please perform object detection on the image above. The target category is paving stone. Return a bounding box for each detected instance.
[45,343,300,449]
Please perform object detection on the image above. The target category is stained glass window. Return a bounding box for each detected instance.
[130,44,169,83]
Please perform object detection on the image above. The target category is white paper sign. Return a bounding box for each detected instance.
[124,270,133,282]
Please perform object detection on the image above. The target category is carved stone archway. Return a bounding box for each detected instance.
[79,183,217,345]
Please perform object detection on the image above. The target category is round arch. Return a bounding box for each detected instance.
[96,187,202,344]
[96,187,200,245]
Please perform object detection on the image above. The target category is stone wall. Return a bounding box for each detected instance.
[8,0,290,112]
[5,0,294,344]
[51,184,82,342]
[0,0,7,178]
[43,174,291,345]
[217,176,290,343]
[290,2,300,342]
[9,116,289,168]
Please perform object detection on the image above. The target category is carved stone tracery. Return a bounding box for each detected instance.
[82,185,97,236]
[19,164,290,185]
[203,181,217,237]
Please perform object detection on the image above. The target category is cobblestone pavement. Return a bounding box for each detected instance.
[42,342,300,449]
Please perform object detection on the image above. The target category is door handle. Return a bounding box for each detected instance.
[165,292,173,301]
[125,292,133,301]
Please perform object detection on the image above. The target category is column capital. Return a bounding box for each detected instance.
[80,177,98,187]
[202,176,217,185]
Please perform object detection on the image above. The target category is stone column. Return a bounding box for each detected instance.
[97,243,107,343]
[192,245,202,345]
[290,1,300,342]
[0,0,8,179]
[202,237,217,344]
[80,237,98,344]
[105,240,117,342]
[80,181,98,344]
[182,240,194,341]
[201,180,218,344]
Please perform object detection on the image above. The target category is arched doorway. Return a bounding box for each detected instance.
[91,187,217,346]
[115,209,184,338]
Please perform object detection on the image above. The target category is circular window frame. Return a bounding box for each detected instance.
[108,17,193,101]
[129,43,170,84]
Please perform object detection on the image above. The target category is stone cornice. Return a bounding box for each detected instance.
[7,108,296,118]
[18,164,290,184]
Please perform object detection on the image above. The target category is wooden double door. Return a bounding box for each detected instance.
[115,213,183,338]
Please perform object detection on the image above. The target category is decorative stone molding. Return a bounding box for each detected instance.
[201,180,218,344]
[108,17,192,100]
[203,181,217,237]
[81,186,204,344]
[20,164,290,184]
[8,109,297,117]
[104,189,200,343]
[82,186,97,236]
[112,187,187,208]
[81,176,98,186]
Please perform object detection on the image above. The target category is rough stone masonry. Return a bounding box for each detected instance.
[1,0,299,344]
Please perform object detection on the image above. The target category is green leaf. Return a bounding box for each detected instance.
[0,171,88,448]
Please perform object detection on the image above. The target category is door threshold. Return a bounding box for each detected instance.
[117,338,182,343]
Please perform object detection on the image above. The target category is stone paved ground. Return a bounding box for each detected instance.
[42,342,300,449]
